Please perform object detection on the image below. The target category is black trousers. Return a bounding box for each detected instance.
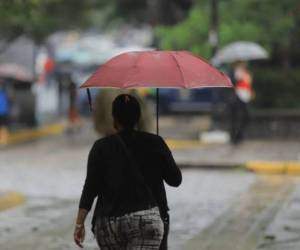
[230,99,249,144]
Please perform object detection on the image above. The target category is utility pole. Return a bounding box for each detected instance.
[209,0,219,129]
[209,0,219,57]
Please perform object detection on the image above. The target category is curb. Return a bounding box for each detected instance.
[0,192,26,211]
[246,161,300,175]
[166,139,205,150]
[6,122,65,145]
[178,162,243,170]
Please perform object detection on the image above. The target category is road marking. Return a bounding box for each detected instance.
[7,123,65,145]
[184,176,293,250]
[246,161,300,175]
[0,192,26,211]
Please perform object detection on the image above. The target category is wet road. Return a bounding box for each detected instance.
[0,171,255,250]
[184,175,294,250]
[0,131,256,250]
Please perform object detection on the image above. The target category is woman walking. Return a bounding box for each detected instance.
[74,94,182,249]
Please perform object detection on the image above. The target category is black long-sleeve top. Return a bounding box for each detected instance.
[79,129,182,223]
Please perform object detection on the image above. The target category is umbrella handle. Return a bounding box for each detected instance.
[156,88,159,135]
[87,88,92,112]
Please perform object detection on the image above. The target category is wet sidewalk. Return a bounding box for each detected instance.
[174,135,300,250]
[183,175,300,250]
[3,116,300,173]
[2,117,300,250]
[172,139,300,172]
[0,121,66,212]
[257,183,300,250]
[159,115,300,173]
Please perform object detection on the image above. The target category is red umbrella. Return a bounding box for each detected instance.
[81,51,231,89]
[80,51,232,134]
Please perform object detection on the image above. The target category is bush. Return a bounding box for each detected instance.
[252,67,300,109]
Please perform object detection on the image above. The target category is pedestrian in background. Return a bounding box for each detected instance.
[74,94,182,249]
[0,81,9,145]
[229,62,253,144]
[44,56,56,87]
[66,75,81,132]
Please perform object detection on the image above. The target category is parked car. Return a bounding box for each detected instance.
[159,88,231,114]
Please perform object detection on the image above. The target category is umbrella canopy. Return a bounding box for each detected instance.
[81,51,232,89]
[80,50,232,134]
[211,41,269,65]
[0,63,34,82]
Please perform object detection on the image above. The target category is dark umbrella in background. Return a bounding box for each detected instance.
[80,50,232,134]
[0,63,34,82]
[0,36,37,78]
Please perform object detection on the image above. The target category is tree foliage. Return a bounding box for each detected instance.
[1,0,299,67]
[157,5,211,58]
[157,0,300,66]
[112,0,193,25]
[0,0,105,43]
[0,0,193,45]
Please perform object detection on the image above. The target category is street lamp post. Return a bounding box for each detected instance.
[209,0,220,129]
[209,0,219,57]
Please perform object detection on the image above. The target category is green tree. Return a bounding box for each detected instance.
[0,0,193,47]
[0,0,106,45]
[112,0,193,25]
[157,0,300,66]
[157,5,211,57]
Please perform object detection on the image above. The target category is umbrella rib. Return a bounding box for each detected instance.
[124,52,142,88]
[170,53,185,88]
